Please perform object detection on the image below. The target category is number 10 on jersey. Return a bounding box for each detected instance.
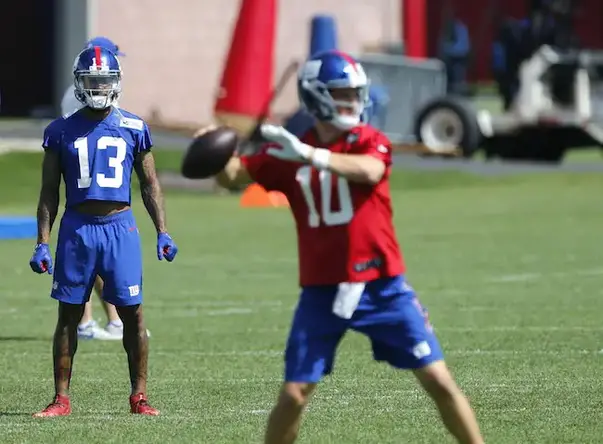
[75,136,127,189]
[296,166,354,227]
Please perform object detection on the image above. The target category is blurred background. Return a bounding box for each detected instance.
[2,0,599,123]
[1,0,603,164]
[1,0,400,124]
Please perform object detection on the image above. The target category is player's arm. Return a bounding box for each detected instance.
[261,125,387,186]
[215,156,252,190]
[36,150,61,243]
[305,148,386,185]
[134,151,167,233]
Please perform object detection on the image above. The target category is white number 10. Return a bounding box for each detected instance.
[296,165,354,228]
[74,136,127,189]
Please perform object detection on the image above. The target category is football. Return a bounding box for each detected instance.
[181,126,239,179]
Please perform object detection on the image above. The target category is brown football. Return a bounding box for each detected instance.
[181,126,239,179]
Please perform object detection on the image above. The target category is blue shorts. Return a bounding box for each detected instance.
[51,208,143,307]
[284,275,443,383]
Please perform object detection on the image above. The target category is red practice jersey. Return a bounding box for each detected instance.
[240,124,405,286]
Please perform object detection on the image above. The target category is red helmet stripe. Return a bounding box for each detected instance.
[334,50,358,72]
[94,46,101,68]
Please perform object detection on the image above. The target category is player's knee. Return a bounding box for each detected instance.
[116,304,143,326]
[414,360,461,402]
[117,305,147,341]
[277,383,316,412]
[57,302,85,326]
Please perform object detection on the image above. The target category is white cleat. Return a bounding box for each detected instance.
[104,321,151,339]
[104,321,124,340]
[77,320,122,341]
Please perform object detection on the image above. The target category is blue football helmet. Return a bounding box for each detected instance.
[86,36,125,56]
[297,50,371,130]
[72,46,122,110]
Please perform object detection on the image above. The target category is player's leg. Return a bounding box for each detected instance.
[96,276,120,324]
[118,308,147,395]
[265,382,318,444]
[34,215,97,418]
[265,286,347,444]
[98,210,157,415]
[96,276,127,339]
[352,276,484,444]
[102,301,126,337]
[114,304,157,414]
[97,276,150,339]
[413,361,482,444]
[78,300,93,326]
[52,302,86,396]
[33,301,88,418]
[76,276,122,340]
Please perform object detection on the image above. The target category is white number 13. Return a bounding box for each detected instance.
[75,136,127,189]
[296,165,354,228]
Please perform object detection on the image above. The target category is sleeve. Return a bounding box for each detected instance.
[138,122,153,154]
[239,145,286,192]
[353,129,392,167]
[42,123,61,152]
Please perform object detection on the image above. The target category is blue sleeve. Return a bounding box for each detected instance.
[138,122,153,154]
[42,122,61,152]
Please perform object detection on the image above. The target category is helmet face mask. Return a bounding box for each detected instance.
[73,47,122,110]
[298,51,371,130]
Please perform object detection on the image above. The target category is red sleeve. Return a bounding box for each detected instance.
[239,147,286,192]
[351,127,393,166]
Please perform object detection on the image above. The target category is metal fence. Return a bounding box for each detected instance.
[357,53,447,144]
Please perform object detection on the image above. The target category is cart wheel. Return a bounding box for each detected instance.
[415,96,481,158]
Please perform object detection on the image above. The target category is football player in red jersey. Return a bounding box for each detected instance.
[213,50,484,444]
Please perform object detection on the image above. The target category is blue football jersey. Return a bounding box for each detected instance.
[42,108,152,208]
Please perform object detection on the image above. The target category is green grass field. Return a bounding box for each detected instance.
[0,150,602,443]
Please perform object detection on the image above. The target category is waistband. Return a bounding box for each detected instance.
[63,208,134,225]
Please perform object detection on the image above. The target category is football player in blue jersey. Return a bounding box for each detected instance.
[30,45,178,417]
[61,36,130,341]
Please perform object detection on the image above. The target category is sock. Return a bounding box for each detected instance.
[108,320,123,328]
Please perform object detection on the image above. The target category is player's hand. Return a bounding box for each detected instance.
[157,232,178,262]
[193,124,218,138]
[29,243,53,274]
[261,124,313,161]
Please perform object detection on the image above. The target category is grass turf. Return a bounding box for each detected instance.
[0,150,602,443]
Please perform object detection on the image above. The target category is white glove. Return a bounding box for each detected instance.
[261,124,312,161]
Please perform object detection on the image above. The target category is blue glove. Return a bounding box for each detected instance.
[157,232,178,262]
[29,243,53,274]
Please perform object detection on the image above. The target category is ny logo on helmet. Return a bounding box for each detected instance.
[89,57,109,72]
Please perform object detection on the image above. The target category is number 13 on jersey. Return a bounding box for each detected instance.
[75,136,127,189]
[296,165,354,228]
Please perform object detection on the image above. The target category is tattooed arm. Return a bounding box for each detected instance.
[134,151,167,234]
[36,150,61,244]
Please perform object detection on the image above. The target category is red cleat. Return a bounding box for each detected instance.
[130,393,160,416]
[33,394,71,418]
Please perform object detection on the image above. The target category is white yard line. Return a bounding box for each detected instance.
[488,267,603,283]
